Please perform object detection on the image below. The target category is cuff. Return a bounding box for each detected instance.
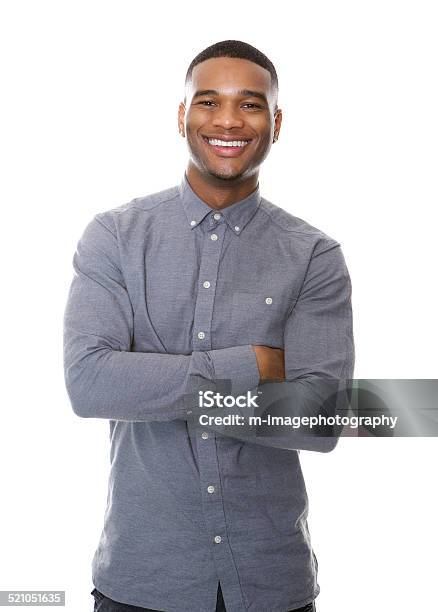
[208,345,260,396]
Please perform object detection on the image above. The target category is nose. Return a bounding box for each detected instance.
[211,102,244,130]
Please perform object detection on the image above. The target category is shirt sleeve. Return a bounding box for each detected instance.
[63,214,260,421]
[284,237,355,380]
[278,237,355,451]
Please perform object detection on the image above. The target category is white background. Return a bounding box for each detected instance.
[1,1,437,610]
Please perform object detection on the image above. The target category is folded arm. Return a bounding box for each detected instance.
[63,215,260,421]
[256,238,355,452]
[200,238,355,452]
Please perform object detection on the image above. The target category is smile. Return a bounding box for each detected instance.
[202,136,252,156]
[206,138,250,147]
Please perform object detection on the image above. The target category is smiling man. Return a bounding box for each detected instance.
[180,50,280,197]
[64,40,354,612]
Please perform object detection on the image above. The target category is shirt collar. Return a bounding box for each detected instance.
[179,171,261,236]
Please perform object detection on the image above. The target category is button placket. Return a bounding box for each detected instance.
[187,220,244,606]
[192,223,225,351]
[196,420,238,584]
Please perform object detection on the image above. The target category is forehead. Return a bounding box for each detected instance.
[189,57,273,95]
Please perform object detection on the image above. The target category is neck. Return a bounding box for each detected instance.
[186,162,259,210]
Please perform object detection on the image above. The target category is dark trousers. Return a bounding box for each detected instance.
[91,583,316,611]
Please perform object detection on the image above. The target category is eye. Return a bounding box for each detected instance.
[196,100,263,109]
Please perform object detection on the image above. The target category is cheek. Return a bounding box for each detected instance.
[186,121,206,145]
[253,132,273,154]
[185,125,201,147]
[185,110,204,129]
[249,119,272,142]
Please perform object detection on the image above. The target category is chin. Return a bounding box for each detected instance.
[206,165,246,182]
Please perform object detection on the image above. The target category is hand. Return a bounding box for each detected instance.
[252,345,285,383]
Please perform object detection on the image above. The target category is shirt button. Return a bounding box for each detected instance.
[203,281,211,289]
[197,331,205,340]
[265,297,273,304]
[213,213,222,220]
[214,535,222,544]
[201,432,209,440]
[190,220,196,226]
[207,485,215,494]
[234,226,240,232]
[210,233,218,241]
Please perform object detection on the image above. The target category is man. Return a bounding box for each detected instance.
[63,40,354,612]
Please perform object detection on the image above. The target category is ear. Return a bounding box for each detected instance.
[273,108,283,142]
[178,102,186,137]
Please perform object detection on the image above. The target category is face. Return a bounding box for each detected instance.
[178,57,282,182]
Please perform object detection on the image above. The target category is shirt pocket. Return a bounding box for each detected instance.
[229,290,297,347]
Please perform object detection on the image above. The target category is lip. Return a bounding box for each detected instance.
[201,135,252,158]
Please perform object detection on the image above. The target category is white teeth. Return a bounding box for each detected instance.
[207,138,249,147]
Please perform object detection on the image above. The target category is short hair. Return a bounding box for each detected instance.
[185,40,278,108]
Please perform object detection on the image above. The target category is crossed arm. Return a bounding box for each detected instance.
[63,214,354,450]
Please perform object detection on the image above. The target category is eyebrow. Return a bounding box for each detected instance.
[192,89,268,104]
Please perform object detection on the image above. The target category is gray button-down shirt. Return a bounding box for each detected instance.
[63,172,354,612]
